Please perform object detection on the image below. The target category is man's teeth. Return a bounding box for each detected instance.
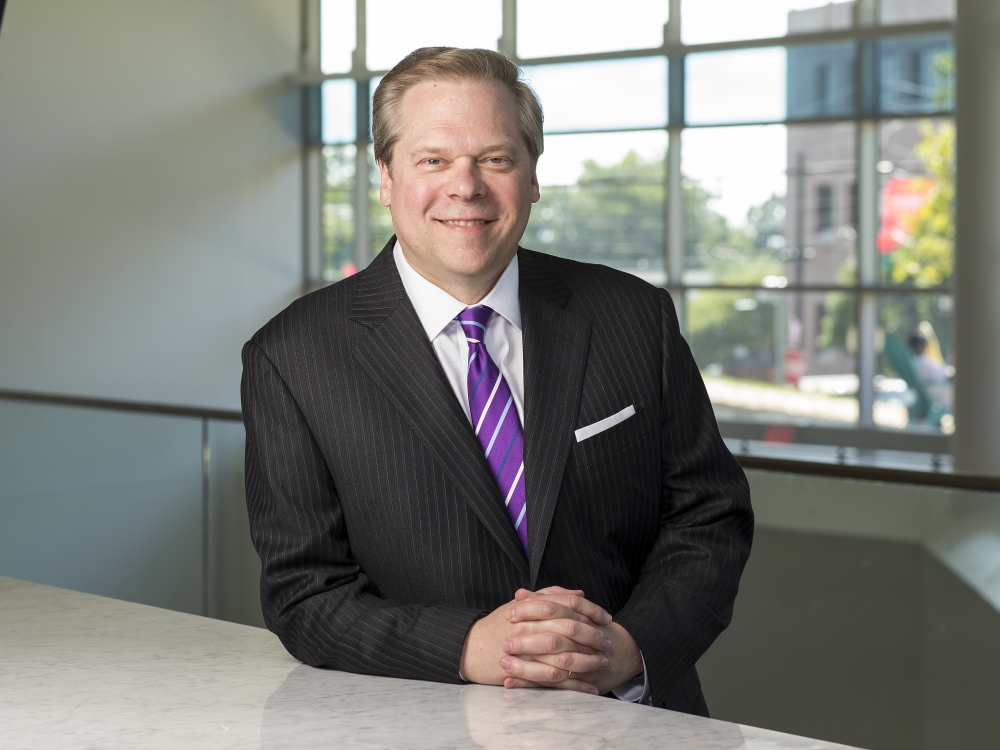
[443,220,486,226]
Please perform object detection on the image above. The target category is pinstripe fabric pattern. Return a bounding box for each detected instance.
[242,237,753,713]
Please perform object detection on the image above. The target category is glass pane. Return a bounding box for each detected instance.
[686,48,786,125]
[683,123,857,287]
[881,0,955,25]
[366,0,502,72]
[522,58,666,133]
[876,292,954,433]
[688,289,858,425]
[682,0,851,45]
[368,76,382,140]
[320,0,356,74]
[879,34,955,115]
[682,125,786,285]
[368,144,396,257]
[523,131,667,281]
[321,79,357,144]
[877,118,954,287]
[517,0,667,59]
[786,123,858,285]
[0,400,203,613]
[322,145,357,281]
[787,43,856,119]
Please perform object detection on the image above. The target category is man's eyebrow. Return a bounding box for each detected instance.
[409,143,517,157]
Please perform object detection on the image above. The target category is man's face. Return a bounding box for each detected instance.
[379,79,540,295]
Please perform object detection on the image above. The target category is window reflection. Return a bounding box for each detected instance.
[879,34,955,114]
[787,43,856,119]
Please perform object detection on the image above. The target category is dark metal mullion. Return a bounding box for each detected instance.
[298,20,952,85]
[201,418,210,618]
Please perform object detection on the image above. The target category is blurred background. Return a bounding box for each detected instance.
[317,0,962,467]
[2,1,999,748]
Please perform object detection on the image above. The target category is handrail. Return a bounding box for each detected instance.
[737,455,1000,493]
[4,388,998,491]
[0,389,242,422]
[718,420,952,454]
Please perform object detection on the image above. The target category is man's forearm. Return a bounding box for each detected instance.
[269,581,485,683]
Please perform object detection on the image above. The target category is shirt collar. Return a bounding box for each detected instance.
[393,241,521,342]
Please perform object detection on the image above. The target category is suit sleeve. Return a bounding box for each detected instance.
[241,339,484,683]
[612,289,754,709]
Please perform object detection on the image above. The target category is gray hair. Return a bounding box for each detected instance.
[372,47,544,170]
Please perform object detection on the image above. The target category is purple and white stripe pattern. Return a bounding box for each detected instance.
[456,306,527,554]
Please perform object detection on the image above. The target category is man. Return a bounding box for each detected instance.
[242,47,752,714]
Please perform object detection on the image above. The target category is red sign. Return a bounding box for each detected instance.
[877,176,936,253]
[785,349,807,385]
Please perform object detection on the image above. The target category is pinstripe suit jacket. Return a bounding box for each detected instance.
[242,238,753,714]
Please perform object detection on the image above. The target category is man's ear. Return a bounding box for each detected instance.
[530,168,540,204]
[379,161,393,208]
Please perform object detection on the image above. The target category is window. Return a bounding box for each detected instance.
[817,184,834,232]
[312,0,957,444]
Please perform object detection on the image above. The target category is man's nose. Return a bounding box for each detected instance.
[447,158,488,200]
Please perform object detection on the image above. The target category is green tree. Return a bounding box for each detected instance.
[322,145,357,280]
[884,121,954,287]
[685,190,785,374]
[522,150,664,266]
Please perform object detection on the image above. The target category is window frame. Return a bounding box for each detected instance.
[303,0,956,438]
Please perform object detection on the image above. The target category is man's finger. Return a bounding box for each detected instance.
[507,595,612,627]
[503,632,606,660]
[515,586,585,601]
[500,654,575,685]
[519,650,609,674]
[503,676,599,696]
[512,618,612,651]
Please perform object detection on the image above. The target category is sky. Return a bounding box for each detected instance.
[317,0,848,227]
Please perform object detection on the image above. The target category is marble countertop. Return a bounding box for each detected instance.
[0,576,862,749]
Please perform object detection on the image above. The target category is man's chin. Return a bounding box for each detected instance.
[435,243,516,277]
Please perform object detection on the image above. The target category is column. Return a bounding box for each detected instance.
[954,0,1000,473]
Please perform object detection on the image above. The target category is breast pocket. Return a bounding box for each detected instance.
[571,404,655,470]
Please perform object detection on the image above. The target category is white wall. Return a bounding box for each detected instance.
[0,0,303,410]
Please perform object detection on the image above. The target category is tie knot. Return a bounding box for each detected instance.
[456,306,494,341]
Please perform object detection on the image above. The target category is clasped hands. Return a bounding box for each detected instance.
[459,586,643,696]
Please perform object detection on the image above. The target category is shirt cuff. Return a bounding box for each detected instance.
[610,653,651,705]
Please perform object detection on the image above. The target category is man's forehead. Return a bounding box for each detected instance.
[396,81,521,150]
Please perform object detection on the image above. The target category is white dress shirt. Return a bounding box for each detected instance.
[393,242,649,705]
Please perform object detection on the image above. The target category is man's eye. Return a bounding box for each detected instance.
[487,157,508,165]
[425,158,442,166]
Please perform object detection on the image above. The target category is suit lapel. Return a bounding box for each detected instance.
[350,240,529,577]
[519,250,592,588]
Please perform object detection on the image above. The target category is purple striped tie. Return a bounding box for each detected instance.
[456,306,528,555]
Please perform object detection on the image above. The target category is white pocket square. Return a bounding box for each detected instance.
[574,405,636,443]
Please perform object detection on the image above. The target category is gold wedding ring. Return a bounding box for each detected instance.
[567,671,573,679]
